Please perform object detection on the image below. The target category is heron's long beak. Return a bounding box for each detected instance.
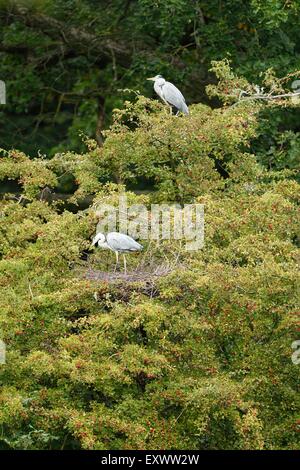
[147,77,156,81]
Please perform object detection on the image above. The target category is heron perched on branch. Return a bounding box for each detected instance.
[147,75,189,115]
[91,232,143,274]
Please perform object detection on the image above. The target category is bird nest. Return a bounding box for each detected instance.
[84,263,173,283]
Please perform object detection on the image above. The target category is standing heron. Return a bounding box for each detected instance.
[147,75,189,115]
[91,232,143,274]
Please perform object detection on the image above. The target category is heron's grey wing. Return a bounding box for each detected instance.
[162,82,189,114]
[107,232,143,251]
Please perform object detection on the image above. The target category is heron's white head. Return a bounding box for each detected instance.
[91,232,106,247]
[147,74,164,82]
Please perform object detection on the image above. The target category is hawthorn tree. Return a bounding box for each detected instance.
[0,64,299,450]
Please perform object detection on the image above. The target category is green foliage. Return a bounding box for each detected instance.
[0,69,299,449]
[1,0,300,158]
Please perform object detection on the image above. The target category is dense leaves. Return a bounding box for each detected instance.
[0,63,299,449]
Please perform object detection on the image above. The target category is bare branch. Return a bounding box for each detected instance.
[232,90,300,106]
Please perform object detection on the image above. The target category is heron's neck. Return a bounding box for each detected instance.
[98,241,110,250]
[155,78,165,86]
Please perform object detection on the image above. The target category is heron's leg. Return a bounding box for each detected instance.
[161,98,170,115]
[123,254,127,275]
[169,106,173,115]
[114,251,119,272]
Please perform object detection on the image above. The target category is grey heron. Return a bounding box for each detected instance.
[147,75,189,115]
[91,232,143,274]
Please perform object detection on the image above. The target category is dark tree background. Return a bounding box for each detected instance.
[0,0,300,157]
